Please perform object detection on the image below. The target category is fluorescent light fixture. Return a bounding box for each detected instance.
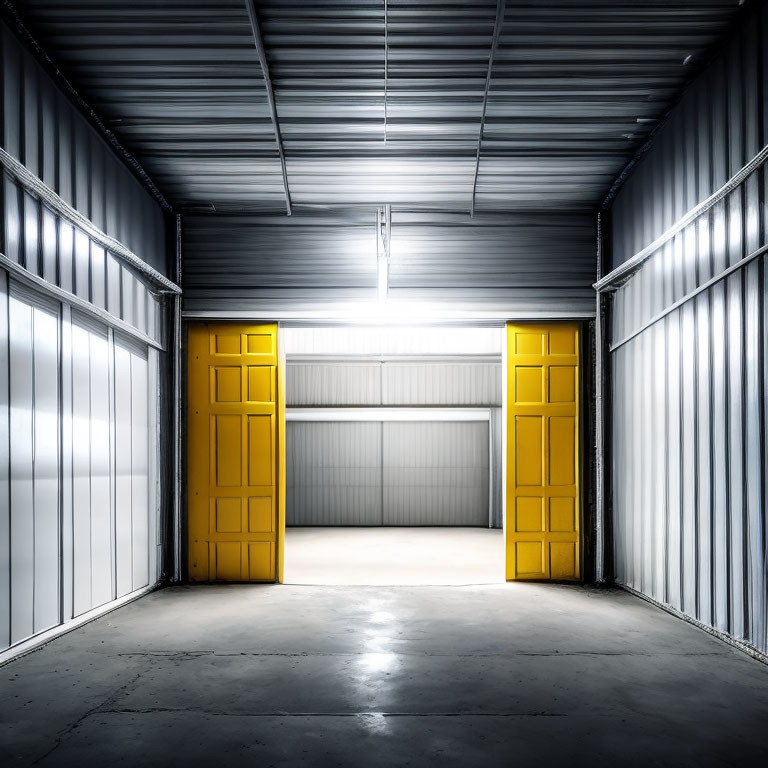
[377,204,391,303]
[377,254,388,303]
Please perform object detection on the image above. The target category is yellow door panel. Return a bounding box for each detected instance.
[214,498,242,533]
[549,497,575,532]
[188,323,282,582]
[548,366,575,402]
[506,323,580,581]
[550,542,577,580]
[248,415,275,487]
[515,497,544,532]
[549,416,576,486]
[515,541,547,579]
[213,415,242,487]
[515,416,543,486]
[248,366,275,402]
[248,542,274,580]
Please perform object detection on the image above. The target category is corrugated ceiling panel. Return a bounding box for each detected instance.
[10,0,745,212]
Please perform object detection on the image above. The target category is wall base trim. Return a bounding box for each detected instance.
[0,583,159,667]
[619,584,768,666]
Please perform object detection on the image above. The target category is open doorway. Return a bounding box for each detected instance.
[281,326,505,585]
[185,321,581,586]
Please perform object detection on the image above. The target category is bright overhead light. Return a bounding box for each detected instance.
[377,256,389,303]
[377,204,391,303]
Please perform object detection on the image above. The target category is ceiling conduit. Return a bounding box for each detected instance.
[470,0,506,217]
[244,0,292,216]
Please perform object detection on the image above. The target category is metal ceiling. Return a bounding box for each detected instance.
[7,0,747,214]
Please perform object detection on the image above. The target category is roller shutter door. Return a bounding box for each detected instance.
[287,421,488,526]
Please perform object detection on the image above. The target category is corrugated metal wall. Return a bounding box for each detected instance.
[0,20,167,657]
[182,211,595,316]
[383,422,489,526]
[284,327,503,356]
[287,421,489,527]
[1,22,167,277]
[288,361,501,407]
[1,24,166,344]
[608,3,768,655]
[5,285,59,641]
[0,278,161,652]
[287,422,382,526]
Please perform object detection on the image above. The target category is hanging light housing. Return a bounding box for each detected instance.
[377,204,391,303]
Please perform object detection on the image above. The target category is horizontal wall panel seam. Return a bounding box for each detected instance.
[597,141,768,292]
[0,150,179,294]
[611,242,768,352]
[0,255,164,351]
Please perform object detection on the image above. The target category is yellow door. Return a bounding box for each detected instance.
[506,323,580,580]
[187,323,283,582]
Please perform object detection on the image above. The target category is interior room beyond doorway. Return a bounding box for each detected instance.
[283,326,505,585]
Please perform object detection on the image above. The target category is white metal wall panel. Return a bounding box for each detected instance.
[0,280,161,655]
[89,328,113,611]
[287,420,491,527]
[382,363,501,406]
[72,320,114,615]
[0,272,9,649]
[287,361,502,407]
[9,294,36,643]
[114,343,133,598]
[287,422,382,526]
[8,291,60,644]
[31,303,58,634]
[287,364,381,407]
[130,350,150,591]
[609,3,768,656]
[383,422,489,526]
[71,322,92,617]
[284,327,503,356]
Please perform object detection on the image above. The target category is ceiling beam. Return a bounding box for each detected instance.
[470,0,506,217]
[384,0,388,144]
[244,0,292,216]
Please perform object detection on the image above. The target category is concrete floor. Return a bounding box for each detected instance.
[285,527,504,585]
[2,584,768,766]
